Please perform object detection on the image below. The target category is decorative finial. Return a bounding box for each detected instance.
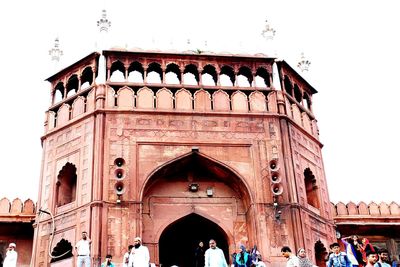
[97,9,111,33]
[49,37,63,62]
[297,52,311,72]
[261,20,276,41]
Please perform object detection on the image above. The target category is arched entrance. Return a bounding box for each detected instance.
[141,151,254,266]
[159,213,229,267]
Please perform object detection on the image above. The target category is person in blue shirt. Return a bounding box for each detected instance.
[327,243,352,267]
[101,254,115,267]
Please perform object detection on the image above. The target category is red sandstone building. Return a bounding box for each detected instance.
[0,48,398,267]
[28,49,337,267]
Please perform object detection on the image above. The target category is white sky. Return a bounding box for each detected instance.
[0,0,398,204]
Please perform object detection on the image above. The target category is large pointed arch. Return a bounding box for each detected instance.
[140,150,254,207]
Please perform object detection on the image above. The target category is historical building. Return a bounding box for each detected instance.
[332,202,400,261]
[28,48,338,267]
[0,198,35,267]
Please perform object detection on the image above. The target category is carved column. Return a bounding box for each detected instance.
[143,67,148,83]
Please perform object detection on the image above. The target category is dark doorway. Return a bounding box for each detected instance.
[315,240,328,267]
[159,213,229,267]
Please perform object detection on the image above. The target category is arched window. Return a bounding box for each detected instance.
[50,238,73,263]
[128,61,144,83]
[81,66,94,90]
[54,82,65,103]
[110,61,125,82]
[201,65,217,86]
[237,66,252,87]
[183,64,199,85]
[255,67,270,87]
[284,76,293,96]
[147,62,163,83]
[304,168,320,209]
[56,163,77,207]
[165,63,181,84]
[294,84,302,103]
[66,75,79,97]
[220,65,235,86]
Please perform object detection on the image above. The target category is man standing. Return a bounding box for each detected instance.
[374,249,390,267]
[281,246,299,267]
[365,251,378,267]
[204,239,228,267]
[3,243,18,267]
[129,237,150,267]
[123,245,133,267]
[75,231,92,267]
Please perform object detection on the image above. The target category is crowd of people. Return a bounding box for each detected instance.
[280,236,399,267]
[2,231,399,267]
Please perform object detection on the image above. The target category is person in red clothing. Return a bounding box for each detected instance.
[360,238,375,265]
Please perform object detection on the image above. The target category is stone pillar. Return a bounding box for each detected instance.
[91,84,106,261]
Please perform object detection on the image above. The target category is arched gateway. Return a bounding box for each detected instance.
[141,151,253,266]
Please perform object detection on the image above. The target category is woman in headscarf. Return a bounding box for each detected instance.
[297,248,316,267]
[235,245,251,267]
[360,238,375,265]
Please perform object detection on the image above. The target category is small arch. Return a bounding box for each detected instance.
[50,238,73,263]
[110,60,125,82]
[66,74,79,97]
[194,89,212,111]
[175,88,193,110]
[284,76,293,96]
[56,104,71,126]
[255,67,270,87]
[128,61,144,83]
[117,86,135,109]
[304,168,320,209]
[231,91,248,112]
[71,96,86,118]
[237,66,252,87]
[81,66,94,89]
[156,88,174,110]
[220,65,235,86]
[303,93,312,110]
[147,62,163,83]
[294,84,302,103]
[202,64,218,86]
[249,91,267,112]
[54,82,65,103]
[137,87,155,109]
[55,163,77,207]
[183,64,199,85]
[212,90,230,111]
[165,63,181,84]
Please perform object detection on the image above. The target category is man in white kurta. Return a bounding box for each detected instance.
[205,239,228,267]
[3,243,18,267]
[128,237,150,267]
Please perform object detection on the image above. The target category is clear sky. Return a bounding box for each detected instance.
[0,0,398,204]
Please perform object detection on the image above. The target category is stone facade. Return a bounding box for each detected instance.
[0,198,35,267]
[31,50,336,267]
